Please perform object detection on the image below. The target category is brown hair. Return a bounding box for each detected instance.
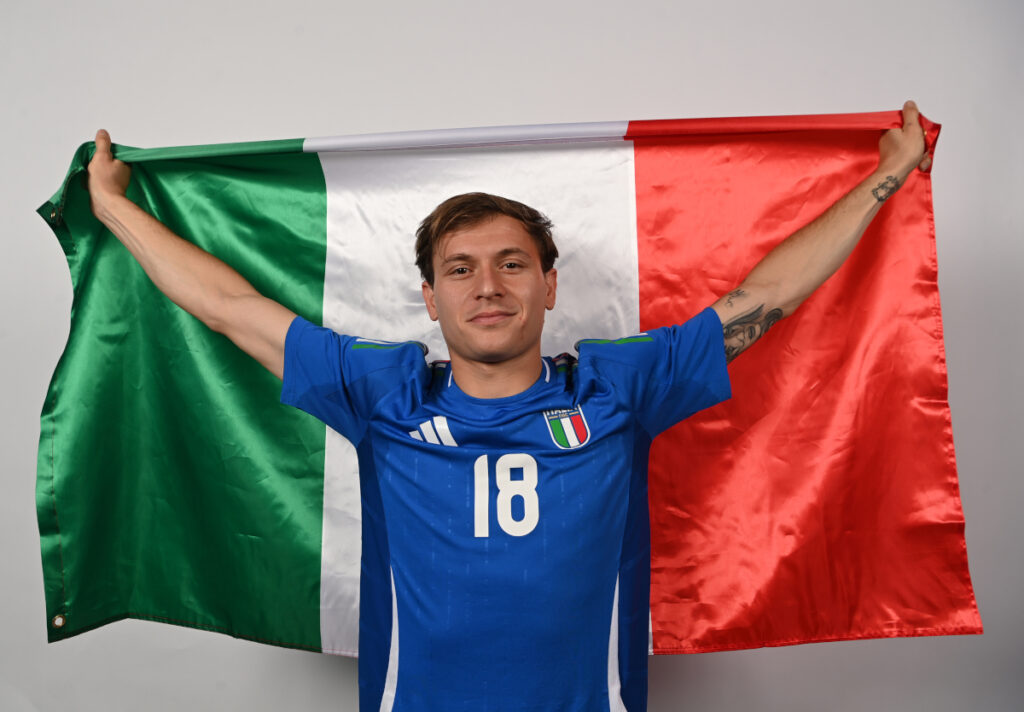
[415,192,558,285]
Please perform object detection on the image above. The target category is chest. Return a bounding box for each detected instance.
[364,387,641,547]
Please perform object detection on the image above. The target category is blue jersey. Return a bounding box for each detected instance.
[281,308,730,712]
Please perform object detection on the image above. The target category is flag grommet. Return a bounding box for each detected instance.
[51,614,66,629]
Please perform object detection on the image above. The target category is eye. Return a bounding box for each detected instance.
[449,266,470,276]
[502,261,522,270]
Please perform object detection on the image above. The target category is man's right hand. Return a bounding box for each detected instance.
[87,129,132,217]
[81,128,296,380]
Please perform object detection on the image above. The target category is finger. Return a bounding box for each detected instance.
[902,100,921,132]
[94,129,112,157]
[919,154,933,173]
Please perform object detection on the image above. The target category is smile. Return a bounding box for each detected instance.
[470,311,515,326]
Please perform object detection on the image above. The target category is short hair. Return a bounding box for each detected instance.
[415,192,558,286]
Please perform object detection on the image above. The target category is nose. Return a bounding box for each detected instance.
[475,266,503,299]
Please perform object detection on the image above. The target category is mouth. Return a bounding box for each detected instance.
[469,310,515,326]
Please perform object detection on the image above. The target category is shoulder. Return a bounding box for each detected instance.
[575,308,722,368]
[570,309,730,435]
[650,307,725,357]
[581,307,724,356]
[572,308,729,418]
[284,316,429,392]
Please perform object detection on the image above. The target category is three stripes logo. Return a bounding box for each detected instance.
[544,407,591,449]
[408,416,458,447]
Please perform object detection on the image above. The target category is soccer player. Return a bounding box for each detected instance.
[85,102,930,711]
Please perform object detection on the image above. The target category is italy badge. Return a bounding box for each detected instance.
[544,407,591,449]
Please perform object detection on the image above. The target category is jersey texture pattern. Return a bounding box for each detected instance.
[280,308,730,712]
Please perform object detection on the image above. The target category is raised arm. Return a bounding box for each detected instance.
[710,101,931,363]
[87,129,296,379]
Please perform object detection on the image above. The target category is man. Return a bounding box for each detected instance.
[86,102,930,711]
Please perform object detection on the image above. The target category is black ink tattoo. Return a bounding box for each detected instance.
[722,304,783,363]
[871,175,902,203]
[724,288,746,308]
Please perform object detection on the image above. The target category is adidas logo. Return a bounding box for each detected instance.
[408,416,458,447]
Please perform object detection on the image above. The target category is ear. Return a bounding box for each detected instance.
[422,281,439,321]
[544,268,557,310]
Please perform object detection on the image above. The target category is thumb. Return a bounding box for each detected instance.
[901,100,921,133]
[94,129,112,158]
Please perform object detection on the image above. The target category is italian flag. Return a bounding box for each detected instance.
[36,112,982,656]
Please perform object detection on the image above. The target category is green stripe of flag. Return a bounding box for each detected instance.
[38,146,327,649]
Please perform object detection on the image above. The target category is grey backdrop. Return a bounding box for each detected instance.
[4,1,1021,710]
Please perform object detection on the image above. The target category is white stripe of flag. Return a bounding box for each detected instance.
[560,416,581,447]
[316,139,639,656]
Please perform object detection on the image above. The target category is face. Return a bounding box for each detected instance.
[422,215,557,368]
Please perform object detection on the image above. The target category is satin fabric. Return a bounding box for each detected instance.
[38,150,330,650]
[36,112,982,655]
[632,114,982,652]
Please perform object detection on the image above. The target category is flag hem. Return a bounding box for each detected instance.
[40,113,941,225]
[652,623,984,655]
[44,610,325,653]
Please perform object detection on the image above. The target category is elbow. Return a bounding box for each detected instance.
[185,290,234,336]
[762,283,807,320]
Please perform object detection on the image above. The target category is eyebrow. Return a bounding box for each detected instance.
[441,247,533,265]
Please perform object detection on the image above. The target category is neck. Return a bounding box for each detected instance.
[449,349,544,399]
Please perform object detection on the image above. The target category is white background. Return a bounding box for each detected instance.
[3,1,1021,709]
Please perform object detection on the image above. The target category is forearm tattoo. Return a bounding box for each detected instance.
[724,288,746,307]
[871,175,902,203]
[722,304,783,363]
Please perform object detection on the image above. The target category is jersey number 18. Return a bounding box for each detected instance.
[473,454,539,538]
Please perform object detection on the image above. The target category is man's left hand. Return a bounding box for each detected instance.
[878,100,931,180]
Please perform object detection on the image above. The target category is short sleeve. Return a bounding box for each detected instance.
[280,316,427,443]
[579,307,731,437]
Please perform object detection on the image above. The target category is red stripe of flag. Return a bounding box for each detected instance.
[631,112,981,653]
